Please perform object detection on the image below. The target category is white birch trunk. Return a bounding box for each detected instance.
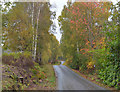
[31,2,35,59]
[34,5,41,60]
[77,42,79,53]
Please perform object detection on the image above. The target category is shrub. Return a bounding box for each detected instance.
[98,41,120,89]
[87,61,94,69]
[2,53,14,65]
[2,52,34,69]
[9,52,22,59]
[31,63,46,79]
[23,51,31,58]
[69,52,89,70]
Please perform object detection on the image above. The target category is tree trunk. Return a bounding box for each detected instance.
[34,5,41,61]
[31,2,35,59]
[77,42,79,53]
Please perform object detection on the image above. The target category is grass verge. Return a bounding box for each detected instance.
[37,64,56,90]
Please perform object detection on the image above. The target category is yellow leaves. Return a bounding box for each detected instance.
[99,37,106,48]
[71,44,74,47]
[107,52,109,54]
[65,56,73,65]
[101,37,105,42]
[79,66,82,71]
[93,45,96,49]
[87,57,95,69]
[95,37,106,49]
[87,61,94,69]
[20,40,25,48]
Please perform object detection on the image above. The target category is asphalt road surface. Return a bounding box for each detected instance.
[53,61,109,90]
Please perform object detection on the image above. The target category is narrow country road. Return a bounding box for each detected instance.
[53,61,109,90]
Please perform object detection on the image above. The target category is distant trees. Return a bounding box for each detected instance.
[2,2,60,64]
[49,34,62,64]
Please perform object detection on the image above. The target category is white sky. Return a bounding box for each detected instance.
[50,0,68,42]
[49,0,119,42]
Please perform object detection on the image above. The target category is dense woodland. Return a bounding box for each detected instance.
[0,0,120,90]
[2,2,61,64]
[59,1,120,89]
[1,2,61,90]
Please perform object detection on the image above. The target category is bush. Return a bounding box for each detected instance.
[98,41,120,89]
[98,2,120,89]
[9,52,22,59]
[2,53,14,65]
[2,52,34,69]
[23,51,31,58]
[87,61,95,69]
[69,52,88,70]
[31,62,46,79]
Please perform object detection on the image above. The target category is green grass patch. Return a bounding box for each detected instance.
[38,64,56,89]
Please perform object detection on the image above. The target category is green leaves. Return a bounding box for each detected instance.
[2,3,33,52]
[2,2,59,64]
[59,1,120,89]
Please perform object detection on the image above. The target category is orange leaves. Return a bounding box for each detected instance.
[76,28,78,31]
[99,37,105,45]
[80,49,83,51]
[72,11,75,14]
[83,53,85,54]
[86,40,90,45]
[80,48,89,52]
[85,49,89,52]
[70,26,73,29]
[65,1,110,55]
[70,20,74,23]
[77,7,79,10]
[92,41,95,45]
[93,45,96,49]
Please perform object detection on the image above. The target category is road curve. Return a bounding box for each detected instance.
[53,65,108,90]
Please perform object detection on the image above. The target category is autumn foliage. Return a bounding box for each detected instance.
[59,1,120,89]
[59,1,111,69]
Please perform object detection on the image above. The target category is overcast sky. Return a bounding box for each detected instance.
[49,0,119,42]
[49,0,68,42]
